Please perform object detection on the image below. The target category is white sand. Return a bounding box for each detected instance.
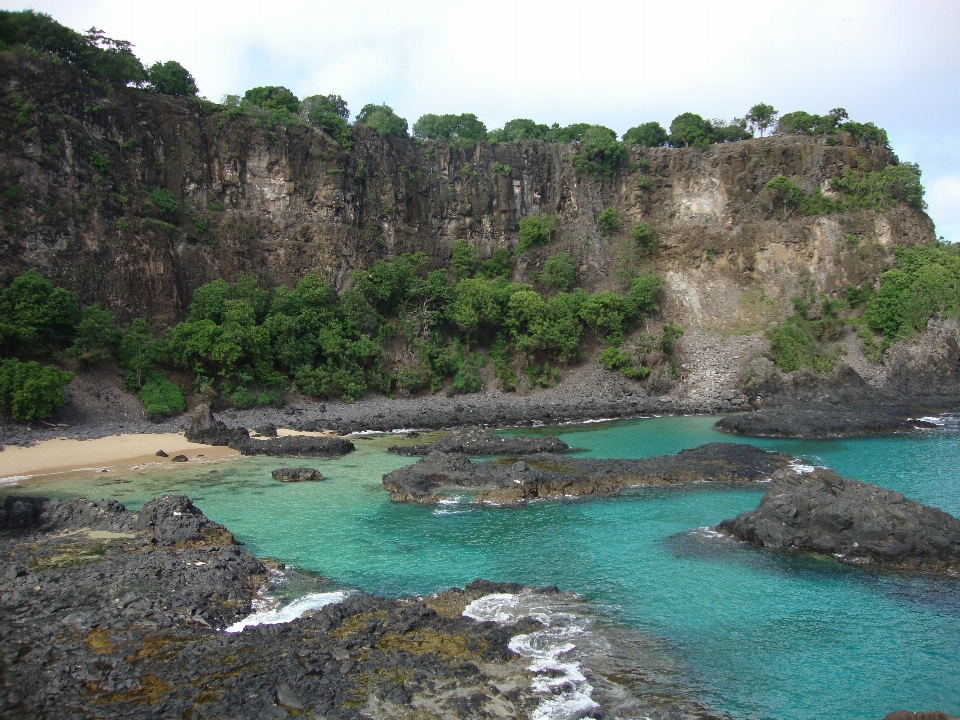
[0,433,238,480]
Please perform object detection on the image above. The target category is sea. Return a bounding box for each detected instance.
[6,414,960,720]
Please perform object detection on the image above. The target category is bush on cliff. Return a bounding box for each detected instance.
[243,86,300,113]
[866,246,960,339]
[412,113,487,143]
[0,358,74,421]
[137,372,184,418]
[0,269,79,356]
[622,122,667,147]
[355,103,408,138]
[573,126,626,179]
[516,215,557,254]
[147,60,197,96]
[302,94,352,147]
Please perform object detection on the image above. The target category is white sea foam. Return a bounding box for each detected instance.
[790,460,817,474]
[437,496,461,505]
[225,591,347,633]
[464,592,601,720]
[693,526,725,541]
[0,475,30,486]
[914,416,947,426]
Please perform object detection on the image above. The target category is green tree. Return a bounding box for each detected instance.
[573,126,626,178]
[302,94,352,147]
[517,215,558,254]
[243,86,300,113]
[148,188,180,219]
[147,60,198,96]
[746,103,778,137]
[0,269,79,355]
[355,103,408,137]
[0,358,74,421]
[487,118,550,143]
[451,239,478,280]
[668,113,714,149]
[69,304,119,366]
[412,113,487,142]
[597,208,621,235]
[622,122,667,147]
[545,123,592,142]
[631,221,655,251]
[540,252,576,291]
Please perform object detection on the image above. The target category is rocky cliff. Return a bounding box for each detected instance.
[1,52,934,332]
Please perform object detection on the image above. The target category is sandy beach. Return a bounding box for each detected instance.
[0,433,239,482]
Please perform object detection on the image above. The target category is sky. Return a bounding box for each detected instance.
[3,0,959,240]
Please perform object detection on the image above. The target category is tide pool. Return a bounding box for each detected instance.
[12,415,960,719]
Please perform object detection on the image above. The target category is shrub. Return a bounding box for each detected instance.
[137,373,185,418]
[0,358,74,421]
[516,215,557,254]
[492,162,512,176]
[69,304,119,366]
[597,208,621,235]
[451,239,478,280]
[545,123,591,143]
[148,188,180,219]
[243,86,300,113]
[540,252,576,291]
[622,122,667,147]
[147,60,198,96]
[631,221,655,251]
[355,103,408,138]
[865,247,960,339]
[767,316,833,373]
[0,269,79,355]
[764,176,843,216]
[831,160,926,211]
[487,119,550,143]
[573,126,626,179]
[479,249,513,278]
[451,351,485,394]
[301,94,352,147]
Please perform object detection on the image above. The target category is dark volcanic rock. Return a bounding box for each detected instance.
[271,467,324,482]
[0,491,587,720]
[185,404,250,447]
[715,401,927,438]
[388,427,570,456]
[253,423,278,437]
[382,442,792,504]
[716,468,960,569]
[171,453,188,462]
[239,434,354,458]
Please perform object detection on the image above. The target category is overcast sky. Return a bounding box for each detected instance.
[4,0,958,240]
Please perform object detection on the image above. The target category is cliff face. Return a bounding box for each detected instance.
[0,53,936,330]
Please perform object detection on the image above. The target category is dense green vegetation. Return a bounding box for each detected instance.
[302,94,352,146]
[764,161,925,218]
[865,246,960,340]
[0,248,666,418]
[516,215,558,254]
[777,107,889,147]
[766,292,844,373]
[146,60,197,97]
[355,103,408,138]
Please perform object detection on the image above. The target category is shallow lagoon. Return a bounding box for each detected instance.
[12,414,960,719]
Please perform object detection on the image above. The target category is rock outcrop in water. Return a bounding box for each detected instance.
[717,468,960,570]
[271,467,324,482]
[388,427,570,456]
[0,493,578,720]
[381,442,792,504]
[185,405,354,457]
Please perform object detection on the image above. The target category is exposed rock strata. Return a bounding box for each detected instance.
[717,468,960,570]
[381,442,792,504]
[388,427,569,456]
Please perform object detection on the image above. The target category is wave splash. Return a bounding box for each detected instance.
[464,591,604,720]
[225,590,347,633]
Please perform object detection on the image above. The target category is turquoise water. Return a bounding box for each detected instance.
[13,416,960,719]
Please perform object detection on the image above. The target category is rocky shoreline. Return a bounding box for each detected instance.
[0,493,729,720]
[381,443,793,505]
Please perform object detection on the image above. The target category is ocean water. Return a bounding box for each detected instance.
[10,416,960,719]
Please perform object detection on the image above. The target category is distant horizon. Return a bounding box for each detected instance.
[3,0,956,241]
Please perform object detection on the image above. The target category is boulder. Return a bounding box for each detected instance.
[253,424,278,437]
[185,404,250,447]
[238,435,354,458]
[271,468,324,482]
[717,468,960,569]
[171,454,188,462]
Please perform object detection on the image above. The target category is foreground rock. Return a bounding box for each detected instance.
[382,442,792,504]
[714,401,935,438]
[717,468,960,570]
[0,494,575,720]
[388,427,570,456]
[186,406,354,457]
[271,467,324,482]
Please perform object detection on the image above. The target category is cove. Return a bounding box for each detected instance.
[14,415,960,720]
